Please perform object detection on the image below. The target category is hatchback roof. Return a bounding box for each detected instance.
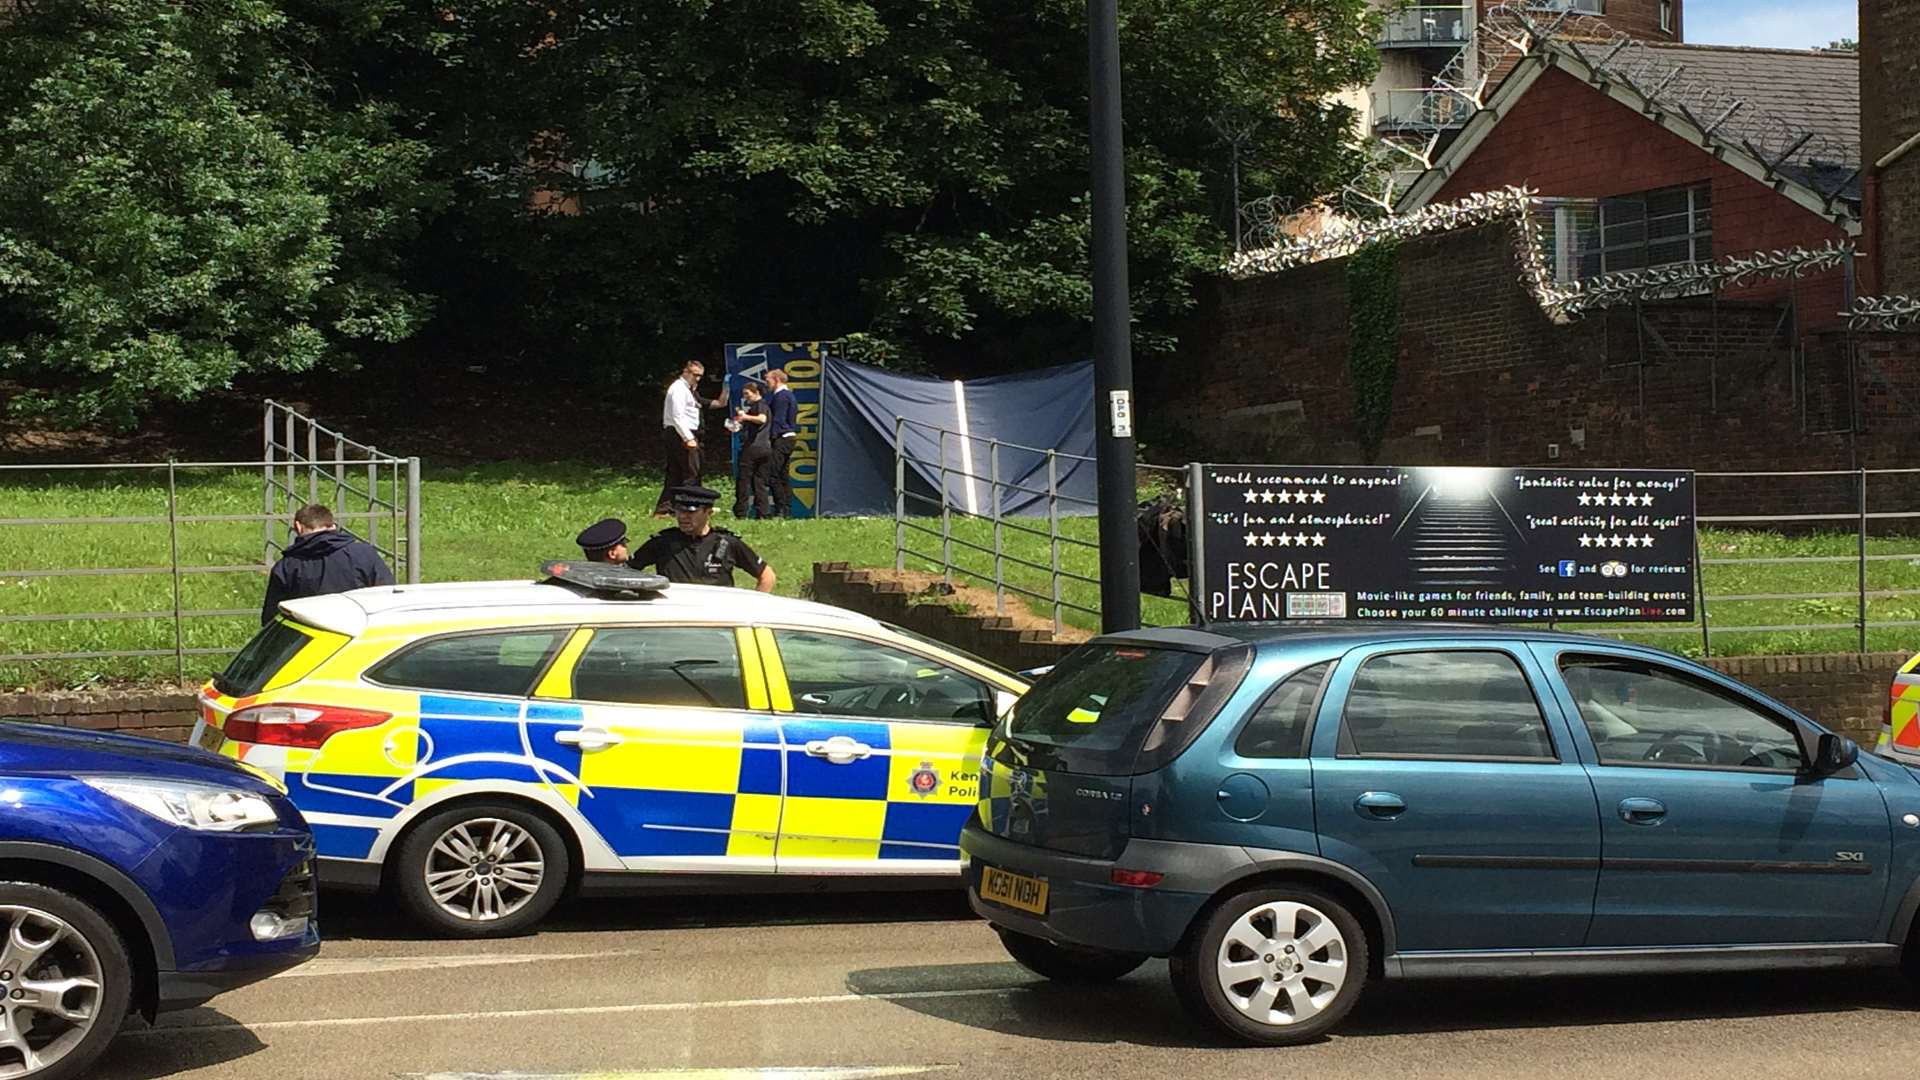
[279,579,885,638]
[1097,621,1677,655]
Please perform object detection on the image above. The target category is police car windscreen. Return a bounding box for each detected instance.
[1004,644,1203,775]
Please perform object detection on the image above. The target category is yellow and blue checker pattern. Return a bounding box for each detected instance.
[778,717,985,862]
[572,713,786,858]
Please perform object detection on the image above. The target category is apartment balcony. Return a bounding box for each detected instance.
[1378,5,1472,49]
[1370,88,1477,134]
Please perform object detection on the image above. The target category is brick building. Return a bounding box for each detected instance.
[1863,0,1920,296]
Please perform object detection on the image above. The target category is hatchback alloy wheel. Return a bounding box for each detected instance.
[1172,885,1369,1046]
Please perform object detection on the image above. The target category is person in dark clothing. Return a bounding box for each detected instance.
[731,381,774,519]
[573,518,630,563]
[629,485,777,591]
[764,368,799,518]
[262,504,396,624]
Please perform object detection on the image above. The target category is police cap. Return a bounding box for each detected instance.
[667,485,721,512]
[574,517,628,554]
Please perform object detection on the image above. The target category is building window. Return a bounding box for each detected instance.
[1660,0,1673,32]
[1534,0,1603,13]
[1540,184,1713,283]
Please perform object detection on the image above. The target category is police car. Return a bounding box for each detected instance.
[1881,653,1920,764]
[192,563,1027,937]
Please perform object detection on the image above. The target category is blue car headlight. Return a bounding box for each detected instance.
[83,777,281,832]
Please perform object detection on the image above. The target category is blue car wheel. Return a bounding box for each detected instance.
[0,881,134,1080]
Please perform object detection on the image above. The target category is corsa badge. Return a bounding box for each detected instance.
[910,761,940,798]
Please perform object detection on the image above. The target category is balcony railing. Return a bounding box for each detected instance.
[1370,88,1476,133]
[1378,5,1471,48]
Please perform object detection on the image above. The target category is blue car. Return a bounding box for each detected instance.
[964,624,1920,1045]
[0,721,318,1079]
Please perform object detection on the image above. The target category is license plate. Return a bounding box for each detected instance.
[980,865,1049,916]
[195,724,225,753]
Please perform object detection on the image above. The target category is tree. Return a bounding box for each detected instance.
[406,0,1379,373]
[0,0,443,426]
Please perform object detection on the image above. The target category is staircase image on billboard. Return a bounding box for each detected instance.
[1393,471,1525,588]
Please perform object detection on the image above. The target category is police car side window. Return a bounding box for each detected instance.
[1340,650,1555,762]
[772,630,995,724]
[368,629,565,698]
[570,628,747,710]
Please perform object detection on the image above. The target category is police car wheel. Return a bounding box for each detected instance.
[394,804,570,938]
[1170,886,1368,1047]
[995,928,1146,982]
[0,882,133,1080]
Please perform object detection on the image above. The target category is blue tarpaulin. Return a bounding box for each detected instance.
[816,358,1097,518]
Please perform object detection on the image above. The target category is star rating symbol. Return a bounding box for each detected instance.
[1642,494,1656,507]
[1641,534,1655,547]
[1578,493,1592,507]
[1610,534,1626,547]
[1260,533,1277,547]
[1245,532,1260,546]
[1294,533,1311,547]
[1311,491,1327,504]
[1609,494,1625,506]
[1260,490,1277,504]
[1578,534,1593,547]
[1276,533,1294,547]
[1277,490,1295,504]
[1244,490,1259,504]
[1312,533,1327,546]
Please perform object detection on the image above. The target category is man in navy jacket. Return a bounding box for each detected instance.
[262,504,396,624]
[764,368,799,518]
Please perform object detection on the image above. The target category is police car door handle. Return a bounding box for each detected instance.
[804,736,873,765]
[555,728,625,752]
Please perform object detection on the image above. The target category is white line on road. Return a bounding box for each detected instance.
[128,986,1019,1036]
[405,1069,940,1079]
[274,951,658,979]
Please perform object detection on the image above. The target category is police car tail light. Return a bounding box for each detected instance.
[224,703,390,748]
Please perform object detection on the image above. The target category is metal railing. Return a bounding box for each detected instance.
[1378,5,1472,48]
[1370,88,1476,133]
[0,402,419,681]
[1571,468,1920,657]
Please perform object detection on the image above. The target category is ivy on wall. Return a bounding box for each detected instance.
[1346,240,1402,461]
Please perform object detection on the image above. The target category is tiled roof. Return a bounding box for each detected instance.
[1641,43,1860,166]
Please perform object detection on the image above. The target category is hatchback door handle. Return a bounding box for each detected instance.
[1618,797,1668,825]
[555,728,624,751]
[1355,791,1407,819]
[805,736,873,765]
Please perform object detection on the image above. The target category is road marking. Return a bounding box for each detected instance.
[274,951,657,979]
[405,1069,939,1079]
[129,986,1017,1036]
[408,1060,940,1068]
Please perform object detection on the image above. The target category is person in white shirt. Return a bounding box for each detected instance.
[655,359,728,516]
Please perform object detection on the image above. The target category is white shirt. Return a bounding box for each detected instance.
[663,379,700,443]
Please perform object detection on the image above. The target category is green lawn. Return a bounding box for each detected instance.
[4,461,1920,690]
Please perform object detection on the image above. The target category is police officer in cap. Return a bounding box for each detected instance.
[573,518,631,564]
[627,485,777,591]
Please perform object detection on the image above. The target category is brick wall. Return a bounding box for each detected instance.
[810,564,1079,673]
[1158,221,1920,516]
[1435,66,1852,325]
[1481,0,1679,43]
[0,690,199,744]
[1863,0,1920,296]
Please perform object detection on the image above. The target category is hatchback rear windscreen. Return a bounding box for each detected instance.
[1002,644,1205,774]
[215,619,316,698]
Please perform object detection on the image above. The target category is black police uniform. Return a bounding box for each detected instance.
[628,526,766,586]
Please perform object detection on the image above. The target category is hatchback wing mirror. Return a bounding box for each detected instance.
[1812,732,1859,775]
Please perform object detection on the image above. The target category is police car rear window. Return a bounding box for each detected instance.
[367,629,566,698]
[215,619,315,697]
[1003,645,1204,773]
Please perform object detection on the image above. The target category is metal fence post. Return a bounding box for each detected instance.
[1695,525,1711,659]
[307,421,319,504]
[365,447,380,551]
[334,434,346,516]
[990,440,1005,616]
[406,457,423,584]
[1859,468,1870,654]
[938,429,953,586]
[283,409,296,524]
[1047,450,1062,637]
[261,404,275,563]
[166,459,185,683]
[894,416,907,573]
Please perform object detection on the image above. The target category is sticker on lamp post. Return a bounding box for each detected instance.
[1109,390,1133,439]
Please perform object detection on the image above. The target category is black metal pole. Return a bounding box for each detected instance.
[1089,0,1141,632]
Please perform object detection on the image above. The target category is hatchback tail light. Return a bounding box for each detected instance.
[223,704,391,748]
[1110,868,1164,888]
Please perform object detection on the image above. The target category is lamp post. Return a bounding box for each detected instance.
[1088,0,1142,632]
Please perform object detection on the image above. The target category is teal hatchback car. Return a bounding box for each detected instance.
[963,624,1920,1045]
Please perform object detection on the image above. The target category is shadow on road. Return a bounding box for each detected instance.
[94,1011,265,1080]
[848,960,1915,1049]
[318,885,977,942]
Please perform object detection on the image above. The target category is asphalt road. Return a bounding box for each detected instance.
[95,889,1920,1080]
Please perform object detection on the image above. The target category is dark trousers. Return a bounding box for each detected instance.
[656,429,701,513]
[769,435,796,518]
[734,445,773,518]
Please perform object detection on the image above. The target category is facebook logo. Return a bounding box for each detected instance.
[1558,560,1578,578]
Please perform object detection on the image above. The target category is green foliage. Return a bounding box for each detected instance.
[399,0,1379,371]
[1345,239,1399,461]
[0,0,443,427]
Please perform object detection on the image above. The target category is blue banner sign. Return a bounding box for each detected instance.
[724,341,838,519]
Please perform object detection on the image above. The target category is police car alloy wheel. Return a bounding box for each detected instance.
[995,928,1146,982]
[394,804,571,938]
[1170,886,1368,1046]
[0,883,133,1080]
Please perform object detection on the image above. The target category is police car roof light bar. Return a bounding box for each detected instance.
[540,560,672,600]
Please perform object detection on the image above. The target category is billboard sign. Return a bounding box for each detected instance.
[724,341,839,519]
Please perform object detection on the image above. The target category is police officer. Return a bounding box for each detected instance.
[628,485,777,591]
[573,518,631,563]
